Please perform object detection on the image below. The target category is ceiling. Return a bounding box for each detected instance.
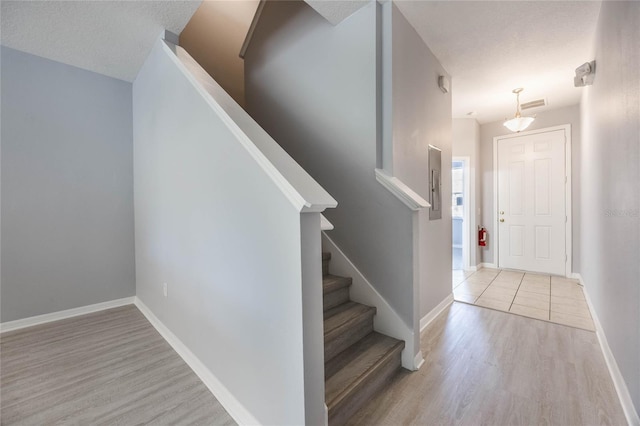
[394,0,602,124]
[1,0,602,122]
[1,0,201,82]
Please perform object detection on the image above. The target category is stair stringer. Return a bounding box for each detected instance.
[322,233,423,370]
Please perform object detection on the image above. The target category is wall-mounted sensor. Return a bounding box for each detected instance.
[438,75,450,94]
[574,61,596,87]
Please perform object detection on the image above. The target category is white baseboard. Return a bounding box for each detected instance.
[420,294,454,332]
[414,351,425,370]
[478,262,497,270]
[0,297,135,333]
[569,272,582,281]
[576,274,640,426]
[134,297,259,426]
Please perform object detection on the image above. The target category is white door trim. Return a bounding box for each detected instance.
[493,124,572,277]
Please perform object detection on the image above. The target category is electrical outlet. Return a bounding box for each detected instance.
[163,283,168,298]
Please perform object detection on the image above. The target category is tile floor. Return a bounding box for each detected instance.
[452,268,595,331]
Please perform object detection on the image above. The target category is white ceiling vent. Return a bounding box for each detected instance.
[520,98,547,110]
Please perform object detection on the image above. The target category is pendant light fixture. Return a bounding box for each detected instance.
[503,88,535,132]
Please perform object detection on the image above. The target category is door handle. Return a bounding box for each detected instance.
[500,218,505,222]
[500,211,505,215]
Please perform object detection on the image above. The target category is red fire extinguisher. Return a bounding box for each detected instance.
[478,227,487,247]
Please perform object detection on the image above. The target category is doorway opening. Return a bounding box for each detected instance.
[452,158,470,271]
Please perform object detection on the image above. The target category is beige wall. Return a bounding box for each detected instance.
[179,0,259,107]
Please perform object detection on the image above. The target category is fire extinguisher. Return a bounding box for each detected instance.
[478,227,487,247]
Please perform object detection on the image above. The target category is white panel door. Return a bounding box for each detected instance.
[497,129,566,275]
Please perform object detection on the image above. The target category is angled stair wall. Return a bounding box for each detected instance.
[133,37,335,425]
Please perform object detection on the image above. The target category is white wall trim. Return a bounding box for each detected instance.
[492,124,572,276]
[322,232,421,370]
[0,297,135,333]
[420,294,454,332]
[374,168,430,211]
[134,298,259,426]
[576,274,640,426]
[320,214,334,231]
[478,262,497,270]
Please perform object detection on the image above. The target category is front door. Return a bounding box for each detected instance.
[497,128,567,276]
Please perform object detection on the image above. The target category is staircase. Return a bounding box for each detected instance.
[322,252,405,425]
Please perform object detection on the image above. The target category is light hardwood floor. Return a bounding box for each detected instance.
[0,305,235,425]
[348,302,627,425]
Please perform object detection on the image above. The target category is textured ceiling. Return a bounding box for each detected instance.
[395,1,602,124]
[1,0,602,121]
[305,0,368,25]
[1,0,201,82]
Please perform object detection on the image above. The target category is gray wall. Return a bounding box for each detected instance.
[479,104,581,270]
[390,5,453,317]
[579,1,640,415]
[1,46,135,322]
[134,40,323,425]
[244,1,416,327]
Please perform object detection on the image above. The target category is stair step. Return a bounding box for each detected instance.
[323,275,352,312]
[325,333,404,425]
[322,252,331,276]
[323,275,352,294]
[324,302,375,363]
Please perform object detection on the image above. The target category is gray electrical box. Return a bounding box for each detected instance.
[428,145,442,220]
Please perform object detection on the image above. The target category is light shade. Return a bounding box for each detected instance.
[503,116,535,132]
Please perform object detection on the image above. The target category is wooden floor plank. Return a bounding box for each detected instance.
[347,302,626,425]
[0,305,235,426]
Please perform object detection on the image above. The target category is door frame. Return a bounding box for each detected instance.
[452,156,471,271]
[492,124,572,277]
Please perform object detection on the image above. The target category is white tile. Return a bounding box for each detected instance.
[551,285,585,301]
[458,282,489,294]
[516,290,550,303]
[550,311,595,331]
[513,295,549,311]
[551,295,588,309]
[495,271,524,281]
[453,292,477,304]
[551,302,591,319]
[476,297,511,312]
[551,276,579,285]
[510,304,549,321]
[489,280,520,291]
[522,273,550,283]
[519,281,550,295]
[480,289,516,302]
[464,275,495,285]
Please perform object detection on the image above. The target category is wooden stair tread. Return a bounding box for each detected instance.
[325,332,404,409]
[324,302,374,330]
[324,302,375,342]
[323,275,352,294]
